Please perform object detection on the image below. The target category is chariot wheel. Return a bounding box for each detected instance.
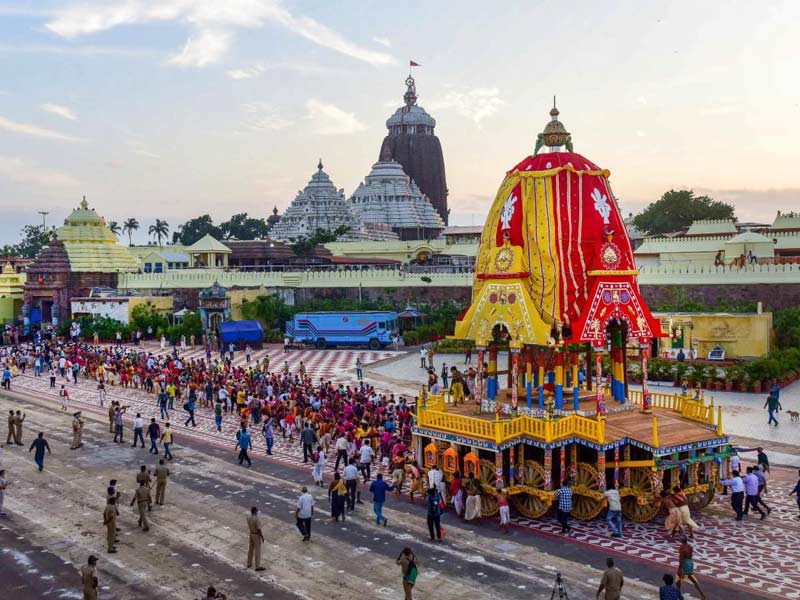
[571,462,605,520]
[687,485,715,511]
[510,460,551,519]
[621,467,661,522]
[478,458,499,517]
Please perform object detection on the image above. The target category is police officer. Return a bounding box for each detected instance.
[246,507,265,571]
[5,410,14,444]
[129,480,151,532]
[70,412,84,450]
[103,499,118,553]
[155,459,169,505]
[13,410,25,445]
[135,466,153,511]
[81,555,99,600]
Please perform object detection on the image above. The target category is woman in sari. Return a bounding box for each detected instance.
[464,475,482,522]
[328,472,347,522]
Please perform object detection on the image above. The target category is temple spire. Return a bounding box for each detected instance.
[403,76,417,108]
[317,158,323,171]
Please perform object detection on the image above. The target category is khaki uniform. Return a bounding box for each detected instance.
[5,413,14,444]
[246,514,263,569]
[155,465,169,505]
[71,417,84,449]
[81,564,98,600]
[136,471,152,509]
[13,413,24,444]
[108,406,115,433]
[103,504,117,552]
[132,486,151,530]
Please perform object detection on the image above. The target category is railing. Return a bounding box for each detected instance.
[628,389,716,427]
[417,406,605,445]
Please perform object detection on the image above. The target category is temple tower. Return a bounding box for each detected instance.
[379,75,449,225]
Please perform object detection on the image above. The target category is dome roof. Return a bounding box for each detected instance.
[386,76,436,129]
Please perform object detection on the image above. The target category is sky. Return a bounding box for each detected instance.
[0,0,798,245]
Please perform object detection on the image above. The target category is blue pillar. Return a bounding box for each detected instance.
[573,387,580,411]
[538,386,544,409]
[526,382,533,409]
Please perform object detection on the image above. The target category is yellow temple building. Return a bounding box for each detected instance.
[0,262,25,324]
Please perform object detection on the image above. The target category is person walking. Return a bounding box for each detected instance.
[752,464,771,514]
[183,395,197,427]
[300,423,317,464]
[659,574,682,600]
[158,391,169,419]
[154,459,169,505]
[135,465,153,511]
[80,555,99,600]
[129,480,151,532]
[103,498,118,553]
[5,410,14,445]
[396,547,419,600]
[757,447,771,474]
[261,416,274,455]
[0,469,9,516]
[555,479,574,535]
[70,412,85,450]
[720,470,745,520]
[743,467,767,519]
[671,486,699,536]
[369,473,394,526]
[236,427,253,467]
[97,380,107,407]
[161,423,174,460]
[497,486,510,533]
[112,405,127,443]
[13,410,25,445]
[449,472,464,518]
[334,435,349,471]
[327,472,347,522]
[789,469,800,519]
[419,347,427,369]
[147,418,160,455]
[603,484,623,538]
[764,393,782,426]
[359,439,374,482]
[343,459,359,510]
[296,487,314,541]
[214,400,224,433]
[312,445,325,486]
[425,487,442,541]
[596,558,624,600]
[676,536,706,600]
[246,507,266,571]
[28,432,51,471]
[131,413,145,448]
[356,358,363,381]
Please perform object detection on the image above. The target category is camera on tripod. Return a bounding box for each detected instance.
[550,572,569,599]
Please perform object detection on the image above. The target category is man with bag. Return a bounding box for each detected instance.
[396,546,419,600]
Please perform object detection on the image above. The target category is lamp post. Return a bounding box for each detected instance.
[38,211,49,229]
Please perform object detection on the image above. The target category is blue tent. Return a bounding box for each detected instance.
[218,320,264,346]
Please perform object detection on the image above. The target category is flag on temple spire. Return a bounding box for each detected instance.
[409,60,421,67]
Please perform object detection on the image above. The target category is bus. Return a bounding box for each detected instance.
[286,311,398,350]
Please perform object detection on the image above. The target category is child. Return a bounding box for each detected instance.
[59,385,70,411]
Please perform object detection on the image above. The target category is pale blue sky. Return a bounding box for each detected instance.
[1,1,798,244]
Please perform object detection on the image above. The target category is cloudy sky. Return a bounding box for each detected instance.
[0,0,798,244]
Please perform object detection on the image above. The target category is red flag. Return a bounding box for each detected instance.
[409,60,421,67]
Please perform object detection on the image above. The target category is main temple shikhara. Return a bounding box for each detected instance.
[412,105,731,522]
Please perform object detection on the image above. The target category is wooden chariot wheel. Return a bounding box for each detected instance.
[478,459,500,517]
[570,462,605,520]
[686,485,715,511]
[621,467,661,522]
[510,460,551,519]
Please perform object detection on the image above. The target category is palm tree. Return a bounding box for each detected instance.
[122,218,140,246]
[148,219,170,246]
[107,220,121,237]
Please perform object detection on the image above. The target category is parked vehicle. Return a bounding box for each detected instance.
[286,311,398,350]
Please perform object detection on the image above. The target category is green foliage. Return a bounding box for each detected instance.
[148,219,170,245]
[433,338,474,353]
[219,213,270,241]
[1,224,57,258]
[656,288,756,313]
[172,214,222,245]
[289,226,350,255]
[240,294,292,329]
[773,307,800,350]
[107,221,121,236]
[130,303,169,335]
[632,189,735,236]
[123,218,139,246]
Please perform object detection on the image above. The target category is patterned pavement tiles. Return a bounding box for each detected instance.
[8,345,800,598]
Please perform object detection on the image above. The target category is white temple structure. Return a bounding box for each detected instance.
[349,151,445,241]
[270,160,363,242]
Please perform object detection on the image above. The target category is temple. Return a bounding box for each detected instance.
[379,75,449,224]
[269,160,363,243]
[349,150,445,241]
[22,198,139,330]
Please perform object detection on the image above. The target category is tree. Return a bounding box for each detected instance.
[172,214,222,245]
[240,294,291,330]
[107,221,121,237]
[632,190,735,236]
[289,226,350,255]
[2,224,57,258]
[123,218,140,246]
[219,213,270,240]
[148,219,170,246]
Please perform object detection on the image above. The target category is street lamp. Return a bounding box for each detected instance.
[38,211,49,229]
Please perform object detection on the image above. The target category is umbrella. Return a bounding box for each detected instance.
[398,307,426,319]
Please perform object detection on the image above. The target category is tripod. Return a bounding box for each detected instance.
[550,572,570,600]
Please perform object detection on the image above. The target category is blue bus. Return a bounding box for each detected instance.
[286,311,398,350]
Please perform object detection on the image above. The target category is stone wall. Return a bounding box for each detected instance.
[293,286,472,306]
[639,284,800,310]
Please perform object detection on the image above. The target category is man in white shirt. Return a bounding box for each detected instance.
[419,347,427,369]
[720,470,745,520]
[603,485,623,537]
[428,464,445,499]
[132,413,145,448]
[295,487,314,541]
[359,442,374,482]
[343,459,360,510]
[334,435,349,471]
